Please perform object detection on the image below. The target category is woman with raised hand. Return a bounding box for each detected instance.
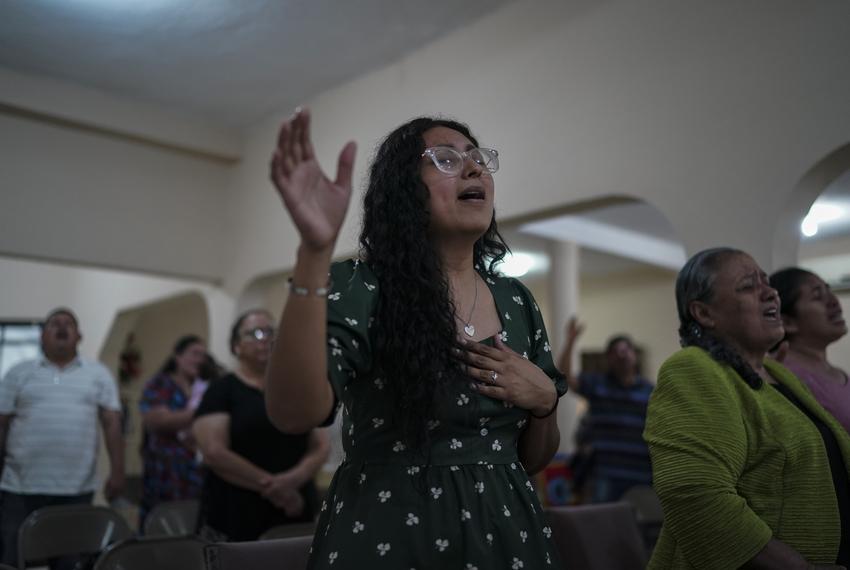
[770,267,849,432]
[267,108,566,568]
[645,247,850,569]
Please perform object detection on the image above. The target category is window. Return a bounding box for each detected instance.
[0,321,42,378]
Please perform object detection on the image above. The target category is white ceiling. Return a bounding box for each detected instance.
[0,0,514,129]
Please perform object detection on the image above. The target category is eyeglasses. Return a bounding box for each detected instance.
[422,147,499,176]
[241,327,275,342]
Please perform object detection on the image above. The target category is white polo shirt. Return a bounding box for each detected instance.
[0,357,121,495]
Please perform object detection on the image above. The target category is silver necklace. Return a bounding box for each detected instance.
[457,275,479,337]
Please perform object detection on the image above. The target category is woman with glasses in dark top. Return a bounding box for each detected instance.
[265,109,566,569]
[192,309,330,541]
[645,248,850,569]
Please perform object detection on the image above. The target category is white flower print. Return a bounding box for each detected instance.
[351,338,359,349]
[368,316,375,328]
[544,341,551,353]
[503,401,515,408]
[534,329,542,341]
[530,502,536,513]
[320,500,328,512]
[364,282,376,291]
[479,416,491,425]
[450,465,460,471]
[480,428,488,437]
[504,312,511,320]
[331,347,343,357]
[543,526,553,539]
[512,295,524,305]
[359,473,366,485]
[522,351,529,359]
[329,337,340,347]
[435,538,449,552]
[407,466,420,475]
[520,530,528,543]
[466,565,479,570]
[510,463,518,470]
[460,509,471,521]
[430,487,443,500]
[335,501,344,514]
[546,552,552,565]
[456,393,470,406]
[450,438,463,450]
[344,317,358,326]
[509,483,514,490]
[525,481,535,492]
[503,505,511,517]
[378,490,391,503]
[511,558,524,569]
[372,417,385,428]
[491,440,502,451]
[328,552,338,564]
[393,440,406,452]
[427,419,440,430]
[352,521,364,534]
[328,292,341,301]
[406,513,419,526]
[486,533,494,545]
[486,277,495,285]
[534,302,540,312]
[348,424,354,436]
[498,330,508,342]
[474,481,485,494]
[374,377,385,390]
[377,543,391,557]
[517,418,528,429]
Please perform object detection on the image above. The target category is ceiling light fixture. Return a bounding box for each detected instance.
[801,203,844,238]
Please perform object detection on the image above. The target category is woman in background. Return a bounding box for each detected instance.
[771,267,849,432]
[193,309,330,541]
[645,247,850,569]
[138,334,209,529]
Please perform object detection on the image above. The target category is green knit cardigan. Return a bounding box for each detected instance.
[644,347,850,569]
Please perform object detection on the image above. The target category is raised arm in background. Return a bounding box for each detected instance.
[557,316,584,393]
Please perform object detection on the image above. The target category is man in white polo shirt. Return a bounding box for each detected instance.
[0,308,125,567]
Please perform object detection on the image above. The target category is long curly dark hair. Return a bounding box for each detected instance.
[360,117,508,452]
[675,247,763,389]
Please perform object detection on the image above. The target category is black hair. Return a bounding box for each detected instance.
[605,335,634,353]
[229,309,273,356]
[159,334,204,375]
[770,267,817,320]
[675,247,763,389]
[43,307,79,329]
[359,116,509,452]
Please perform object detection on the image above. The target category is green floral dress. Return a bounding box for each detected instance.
[307,260,567,569]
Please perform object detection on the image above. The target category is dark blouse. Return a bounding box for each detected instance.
[195,373,318,540]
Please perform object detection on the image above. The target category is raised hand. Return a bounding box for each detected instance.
[270,107,357,252]
[566,317,585,346]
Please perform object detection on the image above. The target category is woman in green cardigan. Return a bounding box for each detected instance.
[645,247,850,569]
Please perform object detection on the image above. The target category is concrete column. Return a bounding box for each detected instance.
[548,240,581,454]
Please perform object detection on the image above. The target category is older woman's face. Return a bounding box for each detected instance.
[784,273,847,345]
[694,253,784,357]
[233,312,274,369]
[420,126,494,240]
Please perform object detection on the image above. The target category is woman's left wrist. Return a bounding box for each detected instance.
[531,388,558,419]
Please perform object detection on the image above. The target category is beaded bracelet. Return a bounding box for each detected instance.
[287,277,332,297]
[531,395,559,419]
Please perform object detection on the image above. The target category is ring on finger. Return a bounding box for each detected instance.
[490,370,498,384]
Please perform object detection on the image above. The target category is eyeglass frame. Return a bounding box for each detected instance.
[239,327,275,342]
[421,146,500,176]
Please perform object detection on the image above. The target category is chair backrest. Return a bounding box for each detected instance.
[17,504,133,568]
[0,563,17,570]
[258,521,316,541]
[204,536,313,570]
[143,499,201,537]
[545,503,647,570]
[620,485,664,524]
[93,536,208,570]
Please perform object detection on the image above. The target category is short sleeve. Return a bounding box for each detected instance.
[326,259,379,398]
[511,279,567,398]
[195,376,232,419]
[94,363,121,411]
[0,363,25,415]
[644,348,772,569]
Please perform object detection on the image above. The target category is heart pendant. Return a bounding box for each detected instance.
[464,324,475,337]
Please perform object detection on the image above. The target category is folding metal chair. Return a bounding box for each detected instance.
[204,536,313,570]
[93,535,207,570]
[143,499,200,537]
[17,504,133,569]
[257,521,316,541]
